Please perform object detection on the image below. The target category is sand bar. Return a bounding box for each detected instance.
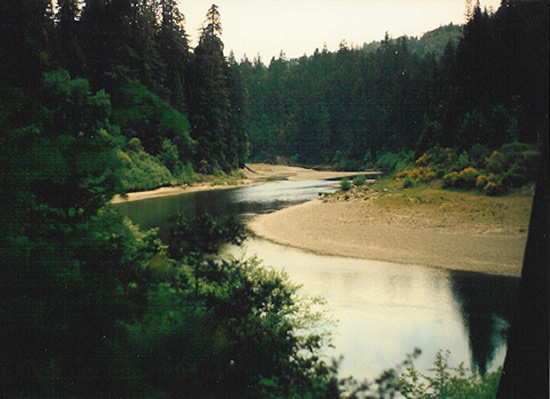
[249,199,529,277]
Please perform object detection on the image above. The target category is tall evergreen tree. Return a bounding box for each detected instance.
[56,0,86,77]
[186,4,232,172]
[158,0,190,111]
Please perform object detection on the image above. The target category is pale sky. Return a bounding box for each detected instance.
[177,0,501,62]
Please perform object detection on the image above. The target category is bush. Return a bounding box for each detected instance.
[442,171,459,188]
[485,150,507,175]
[120,147,174,191]
[484,180,505,196]
[395,166,437,183]
[353,174,367,187]
[333,150,362,171]
[442,167,480,190]
[415,147,459,175]
[399,350,502,399]
[340,177,352,191]
[377,151,414,174]
[458,167,480,189]
[403,176,415,189]
[176,162,196,185]
[475,174,490,189]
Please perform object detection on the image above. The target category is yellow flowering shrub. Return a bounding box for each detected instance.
[395,166,438,183]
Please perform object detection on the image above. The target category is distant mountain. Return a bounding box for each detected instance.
[410,23,463,58]
[361,23,463,59]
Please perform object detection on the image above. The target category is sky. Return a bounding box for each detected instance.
[177,0,501,62]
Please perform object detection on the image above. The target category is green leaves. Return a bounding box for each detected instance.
[168,213,248,259]
[399,349,502,399]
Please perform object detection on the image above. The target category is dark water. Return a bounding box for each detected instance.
[114,180,519,379]
[114,180,340,239]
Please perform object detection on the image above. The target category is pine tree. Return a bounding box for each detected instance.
[158,0,190,111]
[186,4,232,172]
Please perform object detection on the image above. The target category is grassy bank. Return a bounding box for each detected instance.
[331,177,534,236]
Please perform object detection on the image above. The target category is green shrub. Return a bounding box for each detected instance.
[340,177,352,191]
[332,150,362,171]
[120,148,174,191]
[458,167,480,189]
[485,150,507,175]
[112,82,195,163]
[475,174,490,189]
[176,162,196,185]
[363,149,374,169]
[399,350,502,399]
[442,171,459,188]
[353,174,367,187]
[415,147,459,175]
[403,176,415,188]
[484,180,505,196]
[377,151,414,174]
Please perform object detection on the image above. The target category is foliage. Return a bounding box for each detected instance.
[399,143,537,195]
[239,2,547,168]
[399,350,502,399]
[377,151,415,174]
[340,177,353,191]
[333,150,364,171]
[353,175,367,187]
[168,213,248,259]
[122,255,341,398]
[403,176,416,189]
[442,167,480,190]
[119,144,175,191]
[396,167,437,183]
[112,81,195,158]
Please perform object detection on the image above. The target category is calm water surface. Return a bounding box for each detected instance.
[114,180,519,379]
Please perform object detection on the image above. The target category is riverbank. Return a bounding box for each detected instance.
[111,163,378,203]
[249,183,533,277]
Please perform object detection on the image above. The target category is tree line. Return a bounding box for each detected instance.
[239,2,547,175]
[1,0,248,194]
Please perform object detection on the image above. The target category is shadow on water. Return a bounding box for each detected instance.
[450,270,519,374]
[113,180,339,241]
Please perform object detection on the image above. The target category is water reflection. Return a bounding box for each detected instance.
[226,239,475,378]
[114,180,339,240]
[450,271,519,374]
[114,180,519,380]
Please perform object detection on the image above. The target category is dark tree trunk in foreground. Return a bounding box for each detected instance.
[497,137,549,398]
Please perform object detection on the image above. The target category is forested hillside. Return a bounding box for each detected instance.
[1,0,248,196]
[241,2,547,195]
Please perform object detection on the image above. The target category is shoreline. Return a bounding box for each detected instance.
[111,164,530,277]
[111,163,379,204]
[110,183,242,204]
[248,199,529,277]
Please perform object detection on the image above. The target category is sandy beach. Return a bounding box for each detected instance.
[248,189,531,277]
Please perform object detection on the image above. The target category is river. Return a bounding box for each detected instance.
[114,179,519,380]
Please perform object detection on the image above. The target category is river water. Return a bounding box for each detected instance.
[114,179,519,380]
